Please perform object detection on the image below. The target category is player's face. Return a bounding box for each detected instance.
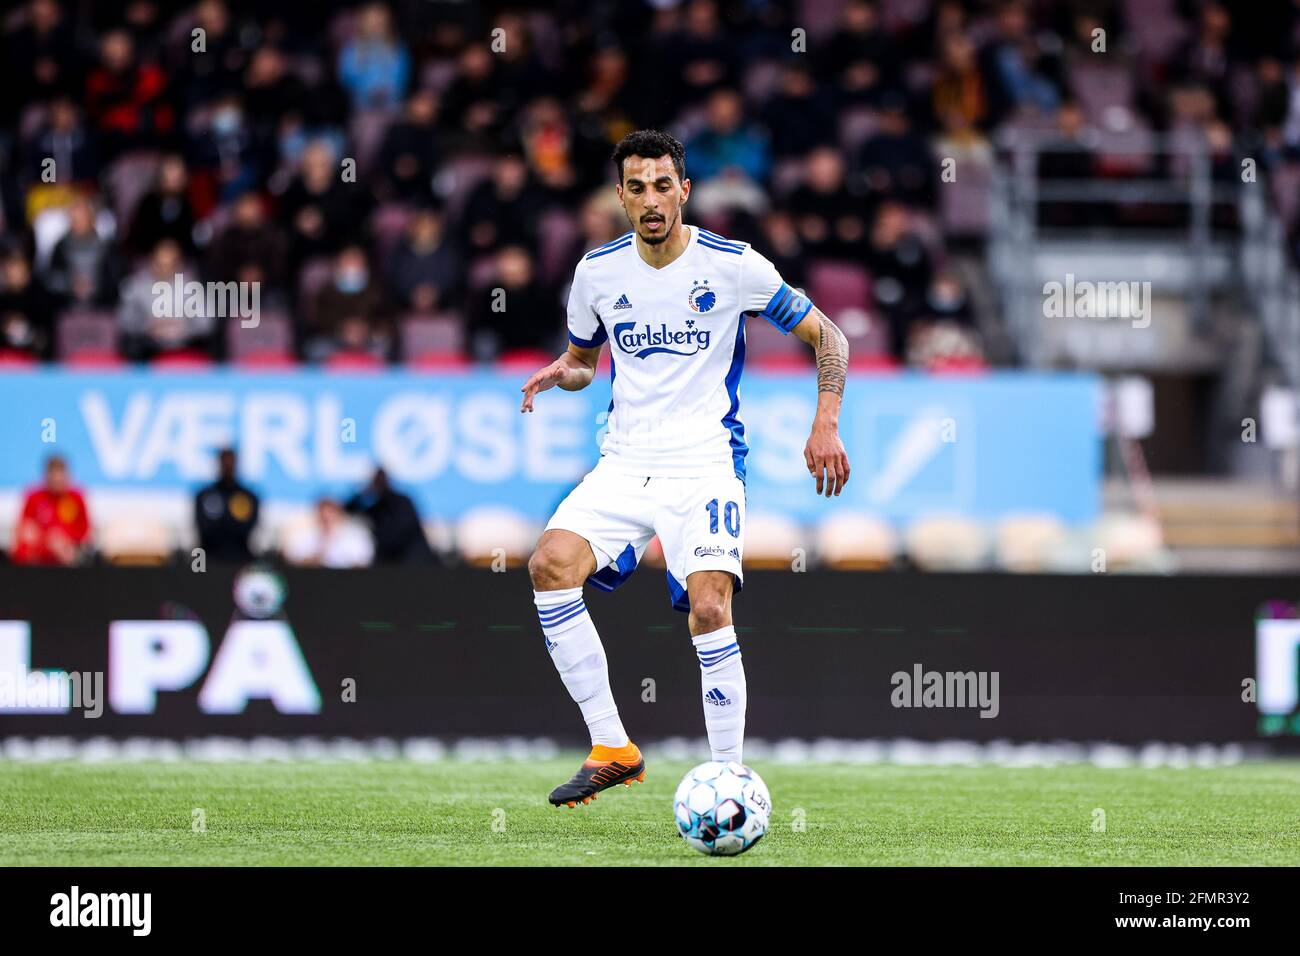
[617,154,689,245]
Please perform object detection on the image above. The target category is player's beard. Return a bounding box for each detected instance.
[635,206,678,245]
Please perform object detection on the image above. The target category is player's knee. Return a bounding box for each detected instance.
[528,540,578,590]
[689,597,731,635]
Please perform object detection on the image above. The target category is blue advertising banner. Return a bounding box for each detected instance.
[0,369,1101,523]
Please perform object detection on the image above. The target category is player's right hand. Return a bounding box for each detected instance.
[520,361,570,412]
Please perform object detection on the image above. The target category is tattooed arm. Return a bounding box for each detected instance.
[792,307,851,496]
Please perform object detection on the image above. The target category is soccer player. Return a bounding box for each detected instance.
[520,130,850,808]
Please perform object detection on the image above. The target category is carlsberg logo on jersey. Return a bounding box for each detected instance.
[613,319,712,359]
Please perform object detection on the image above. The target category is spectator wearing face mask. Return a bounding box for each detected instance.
[306,244,393,361]
[188,93,270,206]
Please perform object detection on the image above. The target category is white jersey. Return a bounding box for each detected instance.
[566,224,813,480]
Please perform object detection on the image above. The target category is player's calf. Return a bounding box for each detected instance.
[693,625,746,764]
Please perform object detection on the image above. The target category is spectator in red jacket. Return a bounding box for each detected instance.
[11,455,91,565]
[84,28,174,159]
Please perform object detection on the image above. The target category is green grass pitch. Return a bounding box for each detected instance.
[1,758,1298,866]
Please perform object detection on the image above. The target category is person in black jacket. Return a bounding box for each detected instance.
[195,448,260,562]
[344,468,434,564]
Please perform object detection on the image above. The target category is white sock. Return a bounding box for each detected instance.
[693,625,746,763]
[534,587,628,748]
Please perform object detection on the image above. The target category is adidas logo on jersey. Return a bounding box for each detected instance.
[612,294,633,310]
[704,687,732,706]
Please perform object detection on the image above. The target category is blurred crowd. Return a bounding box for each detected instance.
[7,450,436,568]
[0,0,1295,370]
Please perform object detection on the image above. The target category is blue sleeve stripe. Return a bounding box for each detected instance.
[585,240,632,260]
[699,228,744,250]
[586,232,633,256]
[698,238,744,255]
[568,324,608,348]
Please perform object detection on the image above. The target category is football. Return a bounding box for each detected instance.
[673,761,771,856]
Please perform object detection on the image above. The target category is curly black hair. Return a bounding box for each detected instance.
[610,129,686,183]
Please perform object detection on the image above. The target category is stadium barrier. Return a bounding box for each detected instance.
[1,565,1295,746]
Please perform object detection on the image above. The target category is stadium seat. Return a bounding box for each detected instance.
[57,310,119,362]
[928,354,988,374]
[436,154,497,223]
[537,209,580,286]
[1068,58,1137,125]
[1090,513,1165,570]
[994,514,1070,572]
[235,352,298,370]
[0,349,38,368]
[746,316,809,368]
[835,307,892,357]
[455,506,536,568]
[152,350,215,369]
[904,515,990,571]
[939,152,993,236]
[744,511,804,569]
[349,108,398,177]
[807,261,871,318]
[496,349,553,369]
[104,151,161,226]
[814,512,898,569]
[64,351,126,369]
[401,313,467,368]
[1123,0,1188,65]
[324,351,386,371]
[228,309,294,366]
[97,516,174,566]
[847,353,901,372]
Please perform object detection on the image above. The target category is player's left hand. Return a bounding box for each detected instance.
[804,423,850,497]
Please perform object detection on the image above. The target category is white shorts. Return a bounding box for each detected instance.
[544,457,746,612]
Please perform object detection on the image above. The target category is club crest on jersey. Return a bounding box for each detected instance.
[687,279,716,313]
[612,319,712,358]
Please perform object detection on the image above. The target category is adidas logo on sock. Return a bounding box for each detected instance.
[612,293,632,310]
[704,687,732,706]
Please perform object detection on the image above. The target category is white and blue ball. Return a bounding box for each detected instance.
[673,761,771,856]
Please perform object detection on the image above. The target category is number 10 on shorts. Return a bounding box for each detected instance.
[706,499,741,538]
